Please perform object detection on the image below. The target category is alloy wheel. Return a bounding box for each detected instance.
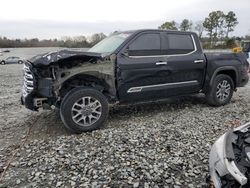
[216,80,231,101]
[71,96,102,126]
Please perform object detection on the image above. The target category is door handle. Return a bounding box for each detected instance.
[194,59,204,64]
[156,62,167,65]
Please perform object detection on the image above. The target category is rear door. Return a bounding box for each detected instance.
[158,32,206,96]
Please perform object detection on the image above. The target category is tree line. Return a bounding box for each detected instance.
[0,33,106,48]
[0,10,249,49]
[159,10,244,48]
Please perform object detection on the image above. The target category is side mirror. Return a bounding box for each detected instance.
[121,47,129,57]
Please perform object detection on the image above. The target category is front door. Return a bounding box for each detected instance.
[117,32,171,102]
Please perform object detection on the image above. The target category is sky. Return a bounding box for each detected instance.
[0,0,249,39]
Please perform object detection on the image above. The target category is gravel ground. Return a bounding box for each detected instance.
[0,64,250,188]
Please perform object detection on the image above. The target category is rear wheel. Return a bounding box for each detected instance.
[60,87,109,133]
[18,60,23,64]
[1,61,5,65]
[206,74,234,106]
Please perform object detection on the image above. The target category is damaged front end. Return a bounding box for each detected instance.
[21,49,115,111]
[209,122,250,187]
[21,61,57,110]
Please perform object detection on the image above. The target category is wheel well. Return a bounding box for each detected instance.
[60,74,110,99]
[216,70,237,88]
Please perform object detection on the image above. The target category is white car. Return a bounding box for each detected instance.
[209,122,250,187]
[0,56,24,65]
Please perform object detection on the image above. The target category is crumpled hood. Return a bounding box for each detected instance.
[28,49,102,67]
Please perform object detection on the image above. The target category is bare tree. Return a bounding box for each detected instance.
[89,33,107,46]
[194,21,204,38]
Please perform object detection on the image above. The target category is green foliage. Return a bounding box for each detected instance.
[203,11,224,40]
[202,10,238,47]
[158,10,241,49]
[180,19,192,31]
[224,11,238,38]
[158,21,178,30]
[225,38,236,48]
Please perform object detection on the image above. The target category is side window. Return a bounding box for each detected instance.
[167,34,195,55]
[128,33,161,56]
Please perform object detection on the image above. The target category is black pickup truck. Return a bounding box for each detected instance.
[21,29,249,133]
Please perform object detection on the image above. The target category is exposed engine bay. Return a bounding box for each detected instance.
[22,50,116,110]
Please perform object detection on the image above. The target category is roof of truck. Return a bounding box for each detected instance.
[115,29,197,35]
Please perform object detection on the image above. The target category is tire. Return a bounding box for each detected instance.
[1,61,5,65]
[206,74,234,106]
[60,87,109,133]
[18,60,23,64]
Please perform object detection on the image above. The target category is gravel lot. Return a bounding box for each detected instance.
[0,64,249,187]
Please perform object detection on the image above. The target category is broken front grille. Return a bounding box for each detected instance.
[22,63,34,97]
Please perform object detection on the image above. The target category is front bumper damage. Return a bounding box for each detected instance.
[21,63,38,110]
[21,62,53,110]
[209,122,250,187]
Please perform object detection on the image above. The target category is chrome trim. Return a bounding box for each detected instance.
[23,82,33,90]
[128,35,197,58]
[24,72,33,79]
[194,59,204,64]
[24,77,33,86]
[22,64,34,97]
[127,80,198,93]
[156,62,167,65]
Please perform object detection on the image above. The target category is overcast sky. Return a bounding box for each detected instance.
[0,0,249,39]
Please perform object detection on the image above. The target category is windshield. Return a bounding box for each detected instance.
[88,33,131,54]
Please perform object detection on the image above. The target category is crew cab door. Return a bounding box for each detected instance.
[159,32,206,96]
[116,31,206,102]
[117,32,170,102]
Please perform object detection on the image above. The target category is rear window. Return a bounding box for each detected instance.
[167,34,195,55]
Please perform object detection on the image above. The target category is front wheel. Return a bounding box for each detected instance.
[18,60,23,64]
[1,61,5,65]
[206,74,234,106]
[60,87,109,133]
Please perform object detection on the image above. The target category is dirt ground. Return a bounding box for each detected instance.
[0,64,250,187]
